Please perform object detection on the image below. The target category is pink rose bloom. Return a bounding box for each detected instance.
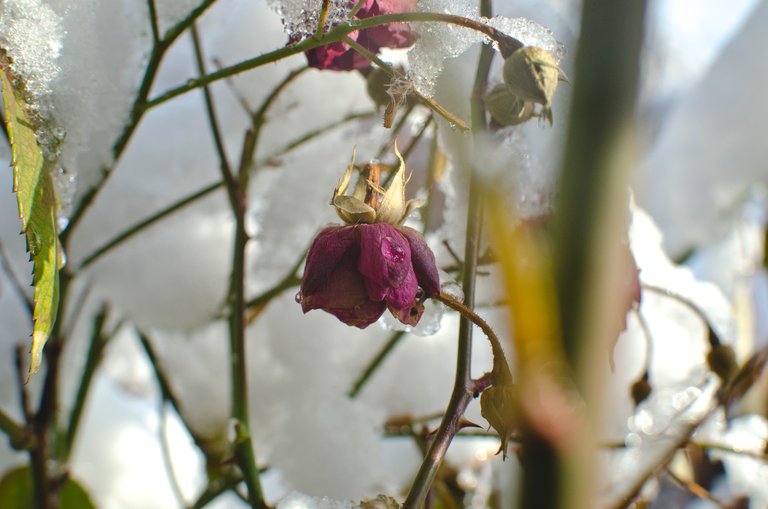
[299,224,439,328]
[306,0,418,71]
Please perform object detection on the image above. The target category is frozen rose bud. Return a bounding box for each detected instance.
[502,47,561,123]
[299,145,439,328]
[305,0,417,71]
[485,83,536,127]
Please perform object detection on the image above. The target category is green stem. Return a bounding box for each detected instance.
[348,331,406,398]
[62,305,109,460]
[316,0,332,38]
[76,181,222,271]
[0,408,30,450]
[194,29,265,506]
[270,110,376,161]
[191,23,237,203]
[403,10,494,504]
[433,293,507,371]
[245,253,305,311]
[145,12,522,110]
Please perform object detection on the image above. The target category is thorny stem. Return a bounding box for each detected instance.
[193,24,265,507]
[342,35,469,130]
[145,11,523,110]
[434,293,506,366]
[403,5,494,504]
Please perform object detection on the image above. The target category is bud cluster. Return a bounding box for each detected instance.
[486,46,563,127]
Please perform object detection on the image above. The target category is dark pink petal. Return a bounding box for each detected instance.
[359,0,416,49]
[300,226,357,297]
[301,253,386,328]
[399,226,440,297]
[386,265,419,310]
[305,39,375,71]
[357,224,415,302]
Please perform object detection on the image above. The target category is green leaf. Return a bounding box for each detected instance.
[0,465,96,509]
[1,56,61,377]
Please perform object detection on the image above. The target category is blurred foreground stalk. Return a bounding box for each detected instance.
[528,0,646,508]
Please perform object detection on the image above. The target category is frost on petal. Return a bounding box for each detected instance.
[357,224,415,303]
[301,226,357,298]
[399,226,440,296]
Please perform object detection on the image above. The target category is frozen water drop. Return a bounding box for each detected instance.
[625,432,643,448]
[440,273,464,302]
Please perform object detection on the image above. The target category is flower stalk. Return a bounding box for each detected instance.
[403,1,495,504]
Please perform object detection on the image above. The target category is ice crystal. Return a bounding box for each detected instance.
[407,0,564,95]
[0,0,63,103]
[267,0,356,41]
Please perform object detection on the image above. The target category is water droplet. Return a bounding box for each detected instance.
[294,291,302,303]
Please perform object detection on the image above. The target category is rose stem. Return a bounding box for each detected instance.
[402,2,495,507]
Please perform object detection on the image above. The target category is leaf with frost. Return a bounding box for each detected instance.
[1,57,60,377]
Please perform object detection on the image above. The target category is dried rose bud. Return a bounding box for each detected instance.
[298,146,439,328]
[485,83,536,127]
[502,46,560,123]
[304,0,417,71]
[480,381,518,459]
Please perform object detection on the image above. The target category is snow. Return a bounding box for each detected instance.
[407,0,564,95]
[636,0,768,257]
[1,0,768,507]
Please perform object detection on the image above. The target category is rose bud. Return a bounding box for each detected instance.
[485,83,536,127]
[480,381,518,460]
[502,46,561,124]
[298,145,440,328]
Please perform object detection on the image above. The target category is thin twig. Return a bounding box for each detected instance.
[76,181,222,271]
[348,331,406,398]
[666,469,728,508]
[403,17,495,505]
[0,239,32,313]
[158,401,191,509]
[61,0,218,246]
[145,12,521,110]
[342,35,469,131]
[191,23,237,201]
[316,0,332,38]
[63,305,109,460]
[146,0,161,45]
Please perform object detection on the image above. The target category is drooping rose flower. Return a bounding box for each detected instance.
[298,146,439,328]
[305,0,417,71]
